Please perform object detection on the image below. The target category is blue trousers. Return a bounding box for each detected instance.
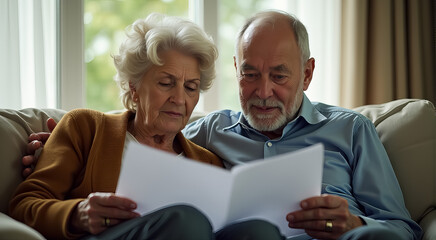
[82,205,404,240]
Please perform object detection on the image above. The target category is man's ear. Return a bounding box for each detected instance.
[302,58,315,91]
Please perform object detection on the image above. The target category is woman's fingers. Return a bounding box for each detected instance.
[72,193,140,235]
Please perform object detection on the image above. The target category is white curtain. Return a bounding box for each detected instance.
[269,0,341,106]
[0,0,56,109]
[289,0,341,106]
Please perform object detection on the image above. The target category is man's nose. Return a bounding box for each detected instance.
[255,76,274,99]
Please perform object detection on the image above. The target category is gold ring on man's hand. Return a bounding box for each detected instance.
[325,220,333,232]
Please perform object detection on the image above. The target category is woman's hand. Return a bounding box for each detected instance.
[70,192,140,235]
[286,194,363,240]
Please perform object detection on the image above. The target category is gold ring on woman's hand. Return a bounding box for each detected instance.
[103,217,110,227]
[325,220,333,232]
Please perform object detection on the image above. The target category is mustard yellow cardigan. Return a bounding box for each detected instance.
[9,109,223,239]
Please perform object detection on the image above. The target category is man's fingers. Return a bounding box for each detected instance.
[288,207,340,223]
[288,219,334,231]
[26,140,42,155]
[287,195,349,223]
[28,133,42,142]
[301,194,343,210]
[28,132,51,143]
[22,168,33,178]
[22,155,35,166]
[46,118,57,133]
[22,155,37,178]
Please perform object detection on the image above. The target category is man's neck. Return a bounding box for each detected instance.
[261,128,284,140]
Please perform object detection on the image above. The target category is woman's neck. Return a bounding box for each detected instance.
[128,118,181,154]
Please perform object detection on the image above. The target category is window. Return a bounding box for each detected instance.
[84,0,341,112]
[2,0,341,111]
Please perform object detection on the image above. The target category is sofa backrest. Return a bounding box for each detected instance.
[0,108,66,214]
[354,99,436,221]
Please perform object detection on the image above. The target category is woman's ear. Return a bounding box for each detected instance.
[129,83,138,102]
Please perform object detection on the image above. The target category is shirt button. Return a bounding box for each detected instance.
[267,142,273,147]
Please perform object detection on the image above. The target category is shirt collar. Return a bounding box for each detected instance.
[224,93,327,131]
[299,93,327,124]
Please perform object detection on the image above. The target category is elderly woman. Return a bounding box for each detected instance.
[9,13,225,239]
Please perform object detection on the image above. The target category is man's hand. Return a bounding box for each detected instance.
[286,194,363,240]
[22,118,57,178]
[70,192,140,235]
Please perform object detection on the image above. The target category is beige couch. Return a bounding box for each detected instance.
[1,99,435,239]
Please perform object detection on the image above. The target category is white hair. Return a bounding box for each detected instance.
[235,10,311,64]
[113,13,218,111]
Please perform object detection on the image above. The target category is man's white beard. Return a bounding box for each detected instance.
[242,91,303,132]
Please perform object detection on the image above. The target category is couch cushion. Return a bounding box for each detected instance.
[0,108,66,214]
[353,99,436,221]
[0,213,45,240]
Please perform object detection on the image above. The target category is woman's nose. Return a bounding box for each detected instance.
[170,85,186,105]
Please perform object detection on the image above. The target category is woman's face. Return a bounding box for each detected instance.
[133,49,201,134]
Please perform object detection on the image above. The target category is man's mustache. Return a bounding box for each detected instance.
[247,98,284,112]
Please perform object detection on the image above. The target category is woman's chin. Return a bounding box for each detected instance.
[157,123,184,134]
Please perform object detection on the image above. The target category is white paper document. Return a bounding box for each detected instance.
[116,142,324,237]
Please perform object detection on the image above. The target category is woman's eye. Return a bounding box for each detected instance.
[159,81,172,87]
[185,83,198,92]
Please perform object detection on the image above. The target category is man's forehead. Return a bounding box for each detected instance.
[242,15,291,40]
[239,61,291,73]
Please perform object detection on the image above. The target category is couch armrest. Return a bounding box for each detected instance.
[420,208,436,240]
[0,213,45,240]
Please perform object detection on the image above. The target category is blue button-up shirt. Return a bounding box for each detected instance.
[183,94,422,239]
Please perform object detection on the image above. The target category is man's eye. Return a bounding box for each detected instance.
[241,73,259,81]
[272,75,287,83]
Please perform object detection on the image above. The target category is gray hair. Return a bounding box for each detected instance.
[113,13,218,112]
[235,10,310,64]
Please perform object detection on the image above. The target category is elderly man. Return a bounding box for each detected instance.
[182,10,422,240]
[23,10,421,240]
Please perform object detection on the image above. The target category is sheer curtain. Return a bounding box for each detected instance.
[285,0,341,106]
[0,0,56,109]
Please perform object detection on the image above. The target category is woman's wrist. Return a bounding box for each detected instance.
[68,201,85,234]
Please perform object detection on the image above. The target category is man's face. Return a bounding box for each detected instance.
[234,18,313,134]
